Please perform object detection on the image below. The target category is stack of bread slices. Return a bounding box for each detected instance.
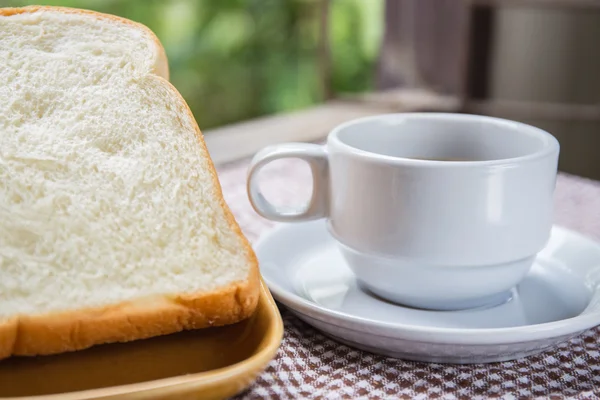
[0,6,259,360]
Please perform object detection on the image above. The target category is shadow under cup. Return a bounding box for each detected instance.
[326,113,561,311]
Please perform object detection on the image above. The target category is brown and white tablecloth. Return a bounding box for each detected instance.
[217,157,600,399]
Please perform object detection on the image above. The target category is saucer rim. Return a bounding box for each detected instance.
[255,221,600,345]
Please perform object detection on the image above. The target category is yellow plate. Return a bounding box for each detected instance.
[0,280,283,400]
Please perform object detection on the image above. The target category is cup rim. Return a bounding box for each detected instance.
[328,113,560,167]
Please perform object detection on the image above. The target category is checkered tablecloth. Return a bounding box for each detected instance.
[217,157,600,399]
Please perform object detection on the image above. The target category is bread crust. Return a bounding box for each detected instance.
[0,6,260,359]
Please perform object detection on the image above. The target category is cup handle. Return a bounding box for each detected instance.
[247,143,329,222]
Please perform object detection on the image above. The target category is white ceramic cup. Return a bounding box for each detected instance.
[247,113,560,311]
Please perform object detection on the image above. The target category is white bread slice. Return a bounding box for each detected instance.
[0,6,259,359]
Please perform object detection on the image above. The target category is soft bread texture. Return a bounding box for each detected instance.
[0,6,260,359]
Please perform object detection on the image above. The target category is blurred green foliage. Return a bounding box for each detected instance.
[2,0,383,130]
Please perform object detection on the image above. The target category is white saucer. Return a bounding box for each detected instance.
[255,220,600,364]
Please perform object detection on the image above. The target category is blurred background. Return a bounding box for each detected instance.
[3,0,600,179]
[3,0,384,130]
